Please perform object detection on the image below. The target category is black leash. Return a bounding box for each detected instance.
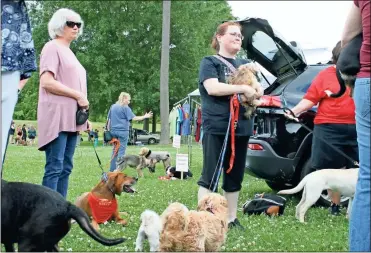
[283,107,359,167]
[91,142,108,181]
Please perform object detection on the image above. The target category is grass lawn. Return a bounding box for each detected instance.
[2,142,349,252]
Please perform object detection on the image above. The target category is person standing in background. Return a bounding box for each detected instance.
[108,92,152,171]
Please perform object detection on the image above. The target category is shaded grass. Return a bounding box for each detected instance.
[2,143,349,251]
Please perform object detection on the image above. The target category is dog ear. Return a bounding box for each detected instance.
[197,195,213,212]
[106,172,118,190]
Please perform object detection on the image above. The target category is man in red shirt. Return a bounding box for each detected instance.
[342,1,370,252]
[286,41,359,215]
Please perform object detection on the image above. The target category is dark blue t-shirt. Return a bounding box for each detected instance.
[198,55,254,136]
[109,104,136,132]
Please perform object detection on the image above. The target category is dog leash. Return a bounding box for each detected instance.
[91,142,108,182]
[283,107,359,167]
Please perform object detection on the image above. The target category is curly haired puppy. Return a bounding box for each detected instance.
[135,210,162,252]
[228,63,264,119]
[159,193,228,252]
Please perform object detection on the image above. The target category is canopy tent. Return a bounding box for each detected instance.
[172,88,201,172]
[188,88,200,97]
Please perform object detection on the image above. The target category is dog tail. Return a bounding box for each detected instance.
[67,204,126,246]
[277,176,309,195]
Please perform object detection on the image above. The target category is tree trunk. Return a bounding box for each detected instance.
[159,0,171,144]
[152,111,157,133]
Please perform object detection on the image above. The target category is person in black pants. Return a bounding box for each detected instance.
[21,124,27,142]
[197,21,261,230]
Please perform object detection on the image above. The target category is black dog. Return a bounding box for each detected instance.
[1,180,126,252]
[165,166,193,179]
[332,33,363,98]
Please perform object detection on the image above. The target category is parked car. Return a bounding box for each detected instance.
[238,18,347,206]
[129,128,160,145]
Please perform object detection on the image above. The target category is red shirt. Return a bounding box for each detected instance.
[354,0,371,77]
[304,66,356,125]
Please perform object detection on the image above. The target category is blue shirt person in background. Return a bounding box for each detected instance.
[107,92,153,171]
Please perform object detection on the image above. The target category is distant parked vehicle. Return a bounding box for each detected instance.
[129,128,160,145]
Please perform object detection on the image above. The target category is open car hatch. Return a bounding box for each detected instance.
[237,18,307,77]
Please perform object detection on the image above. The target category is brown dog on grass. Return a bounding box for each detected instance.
[228,63,264,119]
[75,172,137,231]
[160,193,228,252]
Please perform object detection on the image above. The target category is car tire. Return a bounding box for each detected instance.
[265,181,292,191]
[148,138,156,145]
[299,158,349,207]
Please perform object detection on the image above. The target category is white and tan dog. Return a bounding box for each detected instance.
[278,168,359,223]
[135,210,162,252]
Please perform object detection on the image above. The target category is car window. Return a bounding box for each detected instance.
[137,129,146,135]
[252,31,278,61]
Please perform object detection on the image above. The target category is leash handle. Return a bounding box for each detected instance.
[283,107,299,122]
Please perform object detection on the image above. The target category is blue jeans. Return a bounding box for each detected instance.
[349,78,370,252]
[42,132,78,198]
[109,130,129,171]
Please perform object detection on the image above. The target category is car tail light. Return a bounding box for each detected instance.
[259,95,282,108]
[248,144,264,150]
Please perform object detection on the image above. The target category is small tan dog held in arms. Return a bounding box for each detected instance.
[278,168,359,223]
[159,193,228,252]
[228,63,264,119]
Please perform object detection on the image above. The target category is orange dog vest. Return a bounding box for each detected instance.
[88,193,118,224]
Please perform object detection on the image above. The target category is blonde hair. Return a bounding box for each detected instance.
[48,8,84,39]
[116,92,131,106]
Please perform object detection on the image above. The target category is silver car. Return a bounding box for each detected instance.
[132,128,160,145]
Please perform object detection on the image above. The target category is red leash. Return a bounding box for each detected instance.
[226,94,240,174]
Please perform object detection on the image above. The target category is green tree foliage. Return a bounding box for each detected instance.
[15,1,234,122]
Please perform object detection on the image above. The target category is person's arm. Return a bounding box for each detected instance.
[285,72,325,119]
[203,78,256,99]
[341,2,362,47]
[40,72,87,104]
[39,43,89,108]
[290,99,316,116]
[132,112,153,121]
[200,57,257,99]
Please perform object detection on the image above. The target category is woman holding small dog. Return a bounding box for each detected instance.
[108,92,153,172]
[285,41,359,216]
[197,21,261,230]
[37,8,89,198]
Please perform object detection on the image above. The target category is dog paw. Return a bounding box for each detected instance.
[135,246,142,252]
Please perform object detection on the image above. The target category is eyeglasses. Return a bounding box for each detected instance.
[228,32,244,40]
[66,21,82,29]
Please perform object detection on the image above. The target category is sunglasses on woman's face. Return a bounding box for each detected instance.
[66,21,82,29]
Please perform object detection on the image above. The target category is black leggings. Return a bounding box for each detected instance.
[197,133,249,192]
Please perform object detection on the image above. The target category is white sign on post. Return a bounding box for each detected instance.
[172,134,181,149]
[176,154,189,172]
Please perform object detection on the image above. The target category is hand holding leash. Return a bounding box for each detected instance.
[283,107,299,122]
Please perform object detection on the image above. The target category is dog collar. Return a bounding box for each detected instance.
[145,150,152,158]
